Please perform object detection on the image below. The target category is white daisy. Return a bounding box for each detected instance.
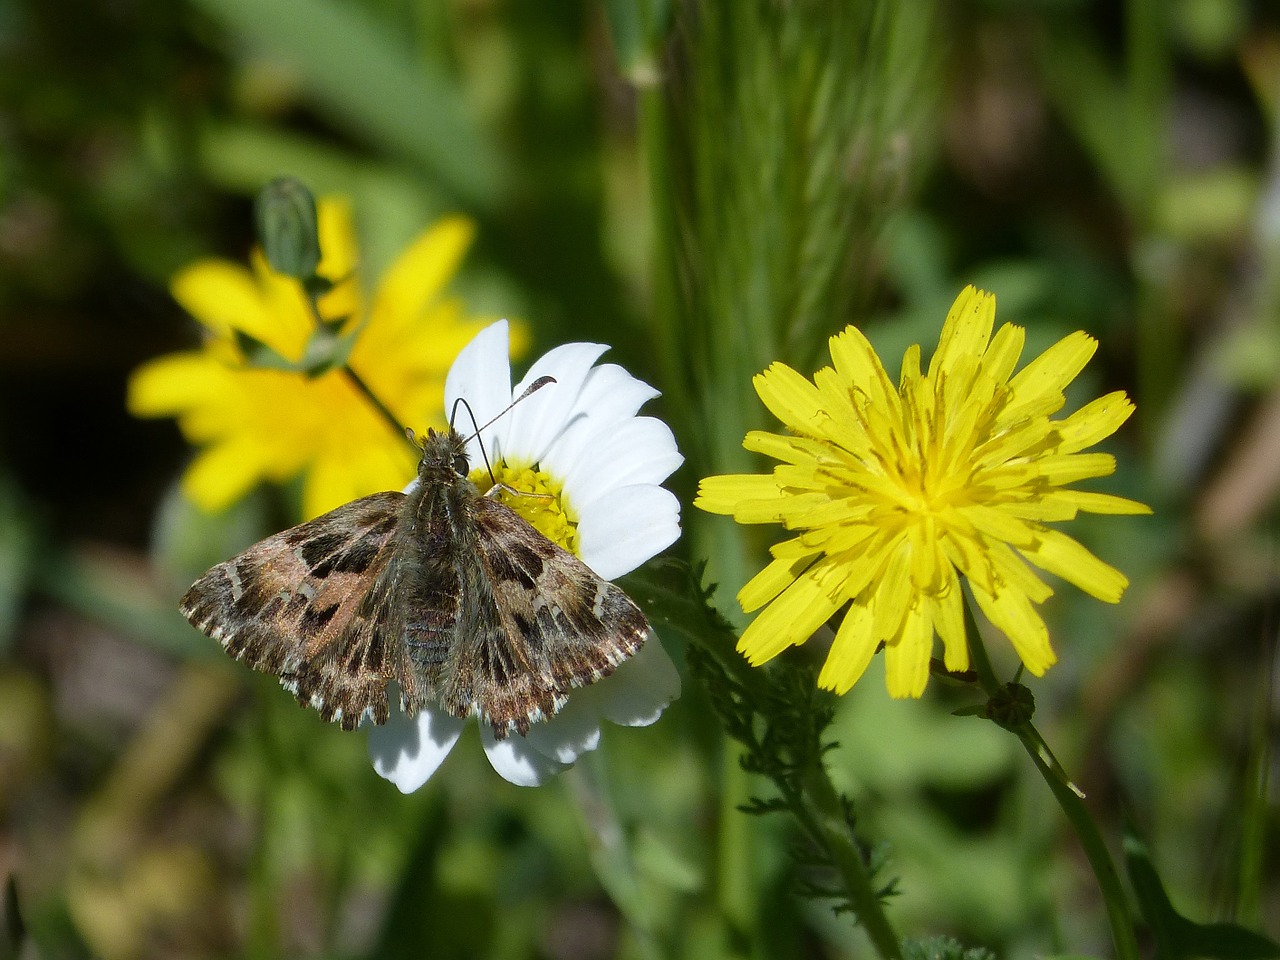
[367,320,683,789]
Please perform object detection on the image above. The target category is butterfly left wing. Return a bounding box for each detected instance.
[180,492,412,729]
[461,495,650,737]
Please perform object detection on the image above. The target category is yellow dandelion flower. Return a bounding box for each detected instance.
[128,198,525,519]
[695,285,1150,698]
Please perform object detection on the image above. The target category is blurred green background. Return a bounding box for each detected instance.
[1,0,1278,957]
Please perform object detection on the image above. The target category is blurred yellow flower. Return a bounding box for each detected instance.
[696,285,1150,698]
[129,199,524,519]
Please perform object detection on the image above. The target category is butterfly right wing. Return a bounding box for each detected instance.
[418,495,649,738]
[180,491,413,729]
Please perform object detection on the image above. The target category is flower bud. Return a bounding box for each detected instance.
[255,177,321,281]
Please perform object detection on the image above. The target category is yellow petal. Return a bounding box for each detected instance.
[931,285,994,379]
[817,602,877,694]
[1055,391,1135,454]
[812,366,868,453]
[899,342,922,389]
[742,431,828,465]
[1021,528,1130,603]
[127,353,225,416]
[1051,490,1152,515]
[997,497,1081,522]
[182,440,268,513]
[694,474,781,514]
[933,568,968,671]
[974,414,1054,468]
[1007,330,1096,410]
[738,551,821,612]
[302,453,365,520]
[884,604,932,698]
[972,584,1056,675]
[372,215,475,325]
[982,322,1025,385]
[829,325,898,414]
[171,261,275,343]
[959,504,1037,548]
[736,559,846,665]
[316,197,358,280]
[1034,452,1117,486]
[753,362,825,432]
[985,538,1054,604]
[870,540,912,641]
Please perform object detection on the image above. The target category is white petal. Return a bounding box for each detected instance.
[443,320,514,466]
[367,703,466,793]
[520,696,603,764]
[538,364,662,472]
[577,485,682,580]
[573,362,661,422]
[481,724,571,786]
[559,417,684,516]
[503,342,610,466]
[573,635,681,727]
[606,636,681,726]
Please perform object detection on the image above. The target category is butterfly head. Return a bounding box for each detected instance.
[415,427,471,481]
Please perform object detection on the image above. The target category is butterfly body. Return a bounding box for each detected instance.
[180,427,649,737]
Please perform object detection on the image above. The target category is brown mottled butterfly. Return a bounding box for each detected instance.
[180,377,649,737]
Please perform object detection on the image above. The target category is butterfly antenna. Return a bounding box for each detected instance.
[451,375,557,482]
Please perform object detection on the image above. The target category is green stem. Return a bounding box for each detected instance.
[716,747,755,953]
[794,761,903,960]
[341,364,412,447]
[695,628,902,960]
[299,287,415,449]
[961,596,1139,960]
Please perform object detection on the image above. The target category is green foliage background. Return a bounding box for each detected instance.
[1,0,1278,957]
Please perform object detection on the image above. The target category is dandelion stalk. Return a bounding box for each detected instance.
[960,596,1139,960]
[340,363,412,448]
[296,287,415,449]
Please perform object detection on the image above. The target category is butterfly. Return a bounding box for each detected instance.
[179,382,650,738]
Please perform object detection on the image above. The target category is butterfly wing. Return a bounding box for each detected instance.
[180,491,412,730]
[452,495,649,737]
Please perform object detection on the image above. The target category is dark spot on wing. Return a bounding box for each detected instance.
[297,532,346,568]
[310,537,383,578]
[485,543,540,591]
[368,513,398,539]
[334,537,382,574]
[366,627,385,670]
[300,602,340,634]
[481,640,509,686]
[512,609,537,644]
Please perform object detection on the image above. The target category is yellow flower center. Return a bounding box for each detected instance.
[472,463,579,554]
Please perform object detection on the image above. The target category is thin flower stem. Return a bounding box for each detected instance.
[793,762,903,960]
[341,364,413,446]
[696,634,902,960]
[961,594,1139,960]
[299,288,415,448]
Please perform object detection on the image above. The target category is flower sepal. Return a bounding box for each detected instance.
[229,316,361,380]
[979,681,1036,731]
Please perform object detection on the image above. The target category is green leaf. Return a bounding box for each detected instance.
[190,0,503,207]
[0,477,35,656]
[1125,829,1280,959]
[602,0,671,81]
[1,875,23,960]
[232,321,359,379]
[901,936,996,960]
